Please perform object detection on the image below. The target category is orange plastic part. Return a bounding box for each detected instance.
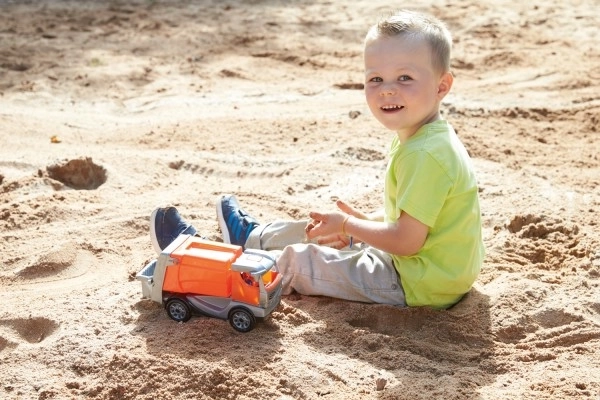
[162,237,243,297]
[231,269,279,306]
[232,272,259,305]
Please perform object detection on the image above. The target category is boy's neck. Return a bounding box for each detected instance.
[396,111,442,142]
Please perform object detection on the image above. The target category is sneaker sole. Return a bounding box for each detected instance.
[149,208,163,254]
[216,196,232,244]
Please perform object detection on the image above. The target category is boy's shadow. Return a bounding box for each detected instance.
[289,286,497,399]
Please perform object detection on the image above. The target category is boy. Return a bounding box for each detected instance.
[150,9,484,309]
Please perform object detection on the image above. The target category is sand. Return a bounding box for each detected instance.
[1,1,599,399]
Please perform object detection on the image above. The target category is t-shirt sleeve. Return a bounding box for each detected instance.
[394,151,452,228]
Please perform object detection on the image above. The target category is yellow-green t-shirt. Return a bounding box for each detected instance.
[385,120,484,309]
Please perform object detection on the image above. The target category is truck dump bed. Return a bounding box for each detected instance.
[164,239,243,297]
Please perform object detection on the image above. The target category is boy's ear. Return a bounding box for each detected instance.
[436,71,453,99]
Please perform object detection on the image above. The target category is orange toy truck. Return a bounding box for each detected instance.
[136,234,282,332]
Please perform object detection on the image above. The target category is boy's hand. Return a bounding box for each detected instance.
[305,211,346,240]
[314,232,353,249]
[304,200,365,249]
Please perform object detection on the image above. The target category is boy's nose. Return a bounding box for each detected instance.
[380,84,396,96]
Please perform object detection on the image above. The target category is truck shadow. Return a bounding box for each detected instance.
[131,299,284,365]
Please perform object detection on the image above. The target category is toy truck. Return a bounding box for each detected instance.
[136,234,282,332]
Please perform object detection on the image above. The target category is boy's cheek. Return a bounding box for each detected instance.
[364,91,377,105]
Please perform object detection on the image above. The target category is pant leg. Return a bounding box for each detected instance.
[245,220,309,251]
[246,220,405,305]
[277,243,405,305]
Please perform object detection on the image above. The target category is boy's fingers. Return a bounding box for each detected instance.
[335,200,352,214]
[317,234,348,249]
[308,211,327,222]
[304,221,315,233]
[336,200,366,219]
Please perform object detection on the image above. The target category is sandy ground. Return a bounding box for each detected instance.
[1,1,599,399]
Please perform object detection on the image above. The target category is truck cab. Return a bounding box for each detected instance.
[136,234,282,332]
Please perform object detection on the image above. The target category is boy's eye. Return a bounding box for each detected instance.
[369,77,383,83]
[399,75,412,81]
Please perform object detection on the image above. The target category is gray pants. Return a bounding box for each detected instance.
[245,220,406,305]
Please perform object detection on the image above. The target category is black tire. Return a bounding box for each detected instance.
[228,307,256,333]
[165,298,192,322]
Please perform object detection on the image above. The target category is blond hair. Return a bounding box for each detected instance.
[366,10,452,73]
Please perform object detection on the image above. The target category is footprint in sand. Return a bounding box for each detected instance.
[496,306,600,352]
[2,239,121,296]
[532,308,583,329]
[12,242,78,280]
[5,241,78,282]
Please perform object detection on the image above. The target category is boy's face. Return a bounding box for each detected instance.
[364,35,452,139]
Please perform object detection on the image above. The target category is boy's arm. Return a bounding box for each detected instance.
[336,199,384,222]
[311,200,385,249]
[306,209,428,256]
[366,209,385,222]
[352,211,428,256]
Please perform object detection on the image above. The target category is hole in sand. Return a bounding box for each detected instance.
[46,157,107,190]
[10,317,59,343]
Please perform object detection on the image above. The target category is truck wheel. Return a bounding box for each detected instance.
[228,307,256,333]
[165,298,192,322]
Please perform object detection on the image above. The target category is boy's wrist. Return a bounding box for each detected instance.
[341,215,351,236]
[342,215,354,248]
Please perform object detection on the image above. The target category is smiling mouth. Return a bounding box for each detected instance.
[381,105,404,112]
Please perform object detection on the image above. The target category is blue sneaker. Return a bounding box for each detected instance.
[150,207,198,254]
[216,195,259,248]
